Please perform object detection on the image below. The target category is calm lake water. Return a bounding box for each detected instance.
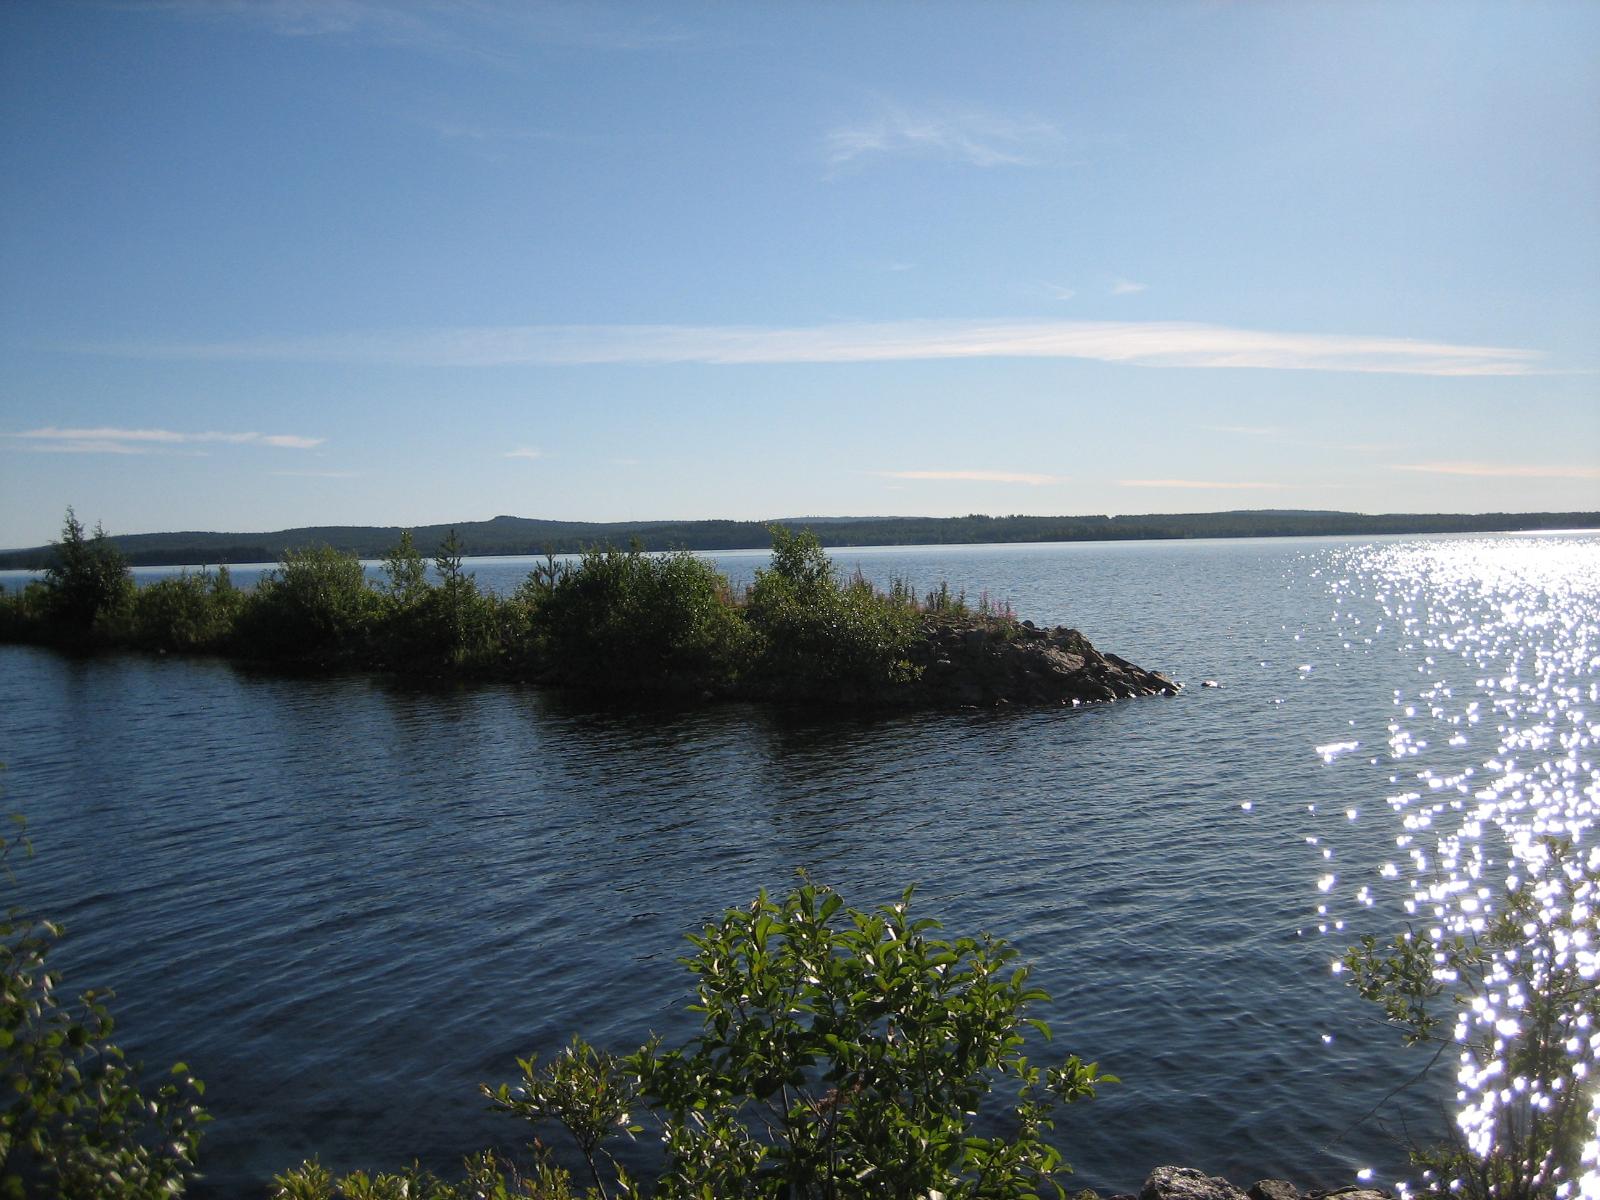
[2,533,1596,1196]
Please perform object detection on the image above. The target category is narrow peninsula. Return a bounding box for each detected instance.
[1,514,1176,710]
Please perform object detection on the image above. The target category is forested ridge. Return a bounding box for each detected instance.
[1,509,1595,569]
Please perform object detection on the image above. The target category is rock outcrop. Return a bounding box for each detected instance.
[909,617,1179,708]
[1078,1167,1393,1200]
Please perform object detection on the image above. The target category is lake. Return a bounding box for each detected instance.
[2,532,1595,1196]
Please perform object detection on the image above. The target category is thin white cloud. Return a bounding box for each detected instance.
[879,469,1066,486]
[1119,479,1282,490]
[504,446,545,460]
[1041,283,1077,301]
[825,105,1063,169]
[1111,279,1147,295]
[1391,461,1600,480]
[21,438,152,455]
[106,319,1545,378]
[422,118,557,146]
[5,427,324,453]
[270,470,362,479]
[1201,424,1285,436]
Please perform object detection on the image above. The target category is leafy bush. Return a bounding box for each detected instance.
[744,527,920,700]
[1343,836,1598,1200]
[41,510,133,642]
[233,545,382,664]
[272,1152,590,1199]
[538,546,750,695]
[129,568,241,653]
[0,815,208,1198]
[488,879,1110,1199]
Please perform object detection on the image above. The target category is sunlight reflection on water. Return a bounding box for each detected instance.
[1312,537,1599,1197]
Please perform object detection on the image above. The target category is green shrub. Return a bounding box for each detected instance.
[233,545,382,664]
[538,546,750,695]
[488,879,1110,1199]
[272,1152,590,1199]
[129,568,241,653]
[0,815,208,1198]
[0,584,49,644]
[744,527,920,699]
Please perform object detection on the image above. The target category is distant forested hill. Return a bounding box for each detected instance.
[1,509,1596,569]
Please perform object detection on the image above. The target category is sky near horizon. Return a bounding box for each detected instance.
[1,1,1597,549]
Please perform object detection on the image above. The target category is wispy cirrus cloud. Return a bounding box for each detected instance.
[504,446,545,460]
[133,0,472,53]
[100,318,1545,378]
[131,0,696,55]
[825,105,1063,170]
[878,469,1066,486]
[5,427,324,454]
[1119,479,1282,490]
[1110,279,1147,295]
[1392,461,1600,480]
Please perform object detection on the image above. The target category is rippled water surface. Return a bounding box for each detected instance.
[2,534,1595,1196]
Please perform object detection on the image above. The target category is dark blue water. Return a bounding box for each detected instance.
[4,534,1595,1195]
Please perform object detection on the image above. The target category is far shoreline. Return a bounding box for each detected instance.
[2,508,1597,571]
[3,519,1597,577]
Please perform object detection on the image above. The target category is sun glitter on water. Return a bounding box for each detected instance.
[1317,535,1599,1199]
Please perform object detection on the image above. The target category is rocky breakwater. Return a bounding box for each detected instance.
[910,617,1179,708]
[1084,1166,1392,1200]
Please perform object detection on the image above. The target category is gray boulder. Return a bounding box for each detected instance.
[1141,1166,1251,1200]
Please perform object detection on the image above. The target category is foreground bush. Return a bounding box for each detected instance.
[282,880,1110,1199]
[1344,836,1598,1200]
[273,1153,591,1199]
[0,816,208,1198]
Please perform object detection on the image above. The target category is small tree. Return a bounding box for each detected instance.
[424,530,498,670]
[380,530,430,608]
[42,509,132,639]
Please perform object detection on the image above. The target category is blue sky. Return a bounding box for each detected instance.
[1,0,1597,548]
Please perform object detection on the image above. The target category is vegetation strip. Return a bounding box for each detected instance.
[0,512,1176,708]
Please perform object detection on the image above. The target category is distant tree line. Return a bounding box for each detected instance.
[1,509,1595,570]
